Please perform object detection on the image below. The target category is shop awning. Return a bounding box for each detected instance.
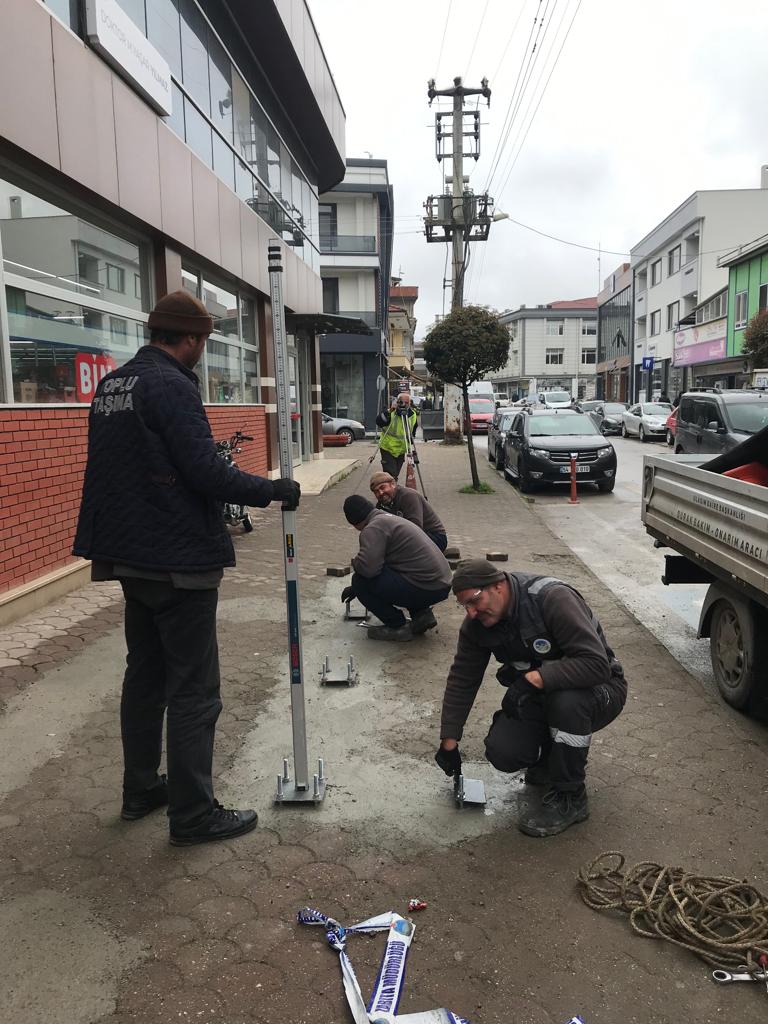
[286,312,373,336]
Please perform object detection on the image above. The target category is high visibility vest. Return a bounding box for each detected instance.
[379,409,417,457]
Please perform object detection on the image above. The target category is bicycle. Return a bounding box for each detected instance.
[215,430,254,533]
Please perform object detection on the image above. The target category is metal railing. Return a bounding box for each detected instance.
[319,234,377,253]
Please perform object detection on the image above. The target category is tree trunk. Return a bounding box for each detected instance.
[462,382,481,489]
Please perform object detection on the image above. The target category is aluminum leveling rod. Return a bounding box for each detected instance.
[267,243,325,804]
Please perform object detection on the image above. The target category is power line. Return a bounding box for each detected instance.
[435,0,454,80]
[464,0,492,78]
[490,0,529,82]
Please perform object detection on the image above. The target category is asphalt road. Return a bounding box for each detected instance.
[474,430,718,697]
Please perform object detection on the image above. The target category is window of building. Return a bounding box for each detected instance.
[760,284,768,312]
[322,277,339,314]
[668,246,681,275]
[545,348,564,365]
[43,0,80,32]
[115,0,146,32]
[581,321,596,336]
[695,291,727,324]
[183,96,213,168]
[666,301,679,331]
[146,0,183,79]
[208,30,233,143]
[650,309,661,335]
[651,259,662,286]
[546,320,564,337]
[106,264,125,294]
[735,290,749,329]
[320,352,365,423]
[211,130,235,190]
[179,0,210,114]
[581,348,596,365]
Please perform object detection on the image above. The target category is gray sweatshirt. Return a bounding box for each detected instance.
[352,509,452,589]
[379,484,446,536]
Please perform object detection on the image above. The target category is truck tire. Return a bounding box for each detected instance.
[709,598,767,711]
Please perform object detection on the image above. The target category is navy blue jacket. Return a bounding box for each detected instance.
[73,345,274,572]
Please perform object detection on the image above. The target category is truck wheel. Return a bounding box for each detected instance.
[710,599,766,710]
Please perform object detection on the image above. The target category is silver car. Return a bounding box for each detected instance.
[621,402,672,442]
[321,412,365,443]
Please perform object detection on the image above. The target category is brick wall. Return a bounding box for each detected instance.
[0,405,268,596]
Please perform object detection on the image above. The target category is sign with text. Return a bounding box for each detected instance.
[76,353,117,403]
[673,317,727,367]
[85,0,172,116]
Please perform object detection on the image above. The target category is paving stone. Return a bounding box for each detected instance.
[188,895,259,937]
[174,938,240,983]
[157,876,223,916]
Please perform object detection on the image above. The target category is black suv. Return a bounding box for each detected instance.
[502,408,618,493]
[675,389,768,456]
[487,408,517,469]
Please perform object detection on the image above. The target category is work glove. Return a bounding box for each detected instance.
[271,478,301,510]
[434,744,462,777]
[341,585,354,604]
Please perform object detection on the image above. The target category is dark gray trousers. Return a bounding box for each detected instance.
[380,450,405,480]
[120,578,221,828]
[484,680,625,792]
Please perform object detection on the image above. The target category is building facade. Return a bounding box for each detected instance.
[630,182,768,401]
[718,233,768,383]
[596,264,632,401]
[388,283,418,392]
[0,0,345,599]
[491,298,598,399]
[318,159,393,431]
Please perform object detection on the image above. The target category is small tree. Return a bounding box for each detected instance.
[743,309,768,368]
[424,305,509,490]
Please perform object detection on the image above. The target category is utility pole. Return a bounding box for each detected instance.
[425,77,493,442]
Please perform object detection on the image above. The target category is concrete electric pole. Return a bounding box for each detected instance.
[425,77,493,442]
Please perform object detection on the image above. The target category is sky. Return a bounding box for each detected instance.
[309,0,768,338]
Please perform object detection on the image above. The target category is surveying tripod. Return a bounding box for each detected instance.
[401,409,428,500]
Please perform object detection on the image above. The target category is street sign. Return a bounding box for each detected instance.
[641,356,654,371]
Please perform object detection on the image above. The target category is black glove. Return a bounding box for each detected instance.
[271,478,300,510]
[434,744,462,776]
[341,585,354,604]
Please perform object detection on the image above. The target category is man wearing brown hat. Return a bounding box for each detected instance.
[342,494,451,640]
[74,291,300,846]
[435,559,627,837]
[369,472,448,552]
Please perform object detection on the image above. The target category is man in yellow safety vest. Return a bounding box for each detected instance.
[375,391,418,480]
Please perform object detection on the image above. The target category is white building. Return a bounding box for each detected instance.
[631,180,768,399]
[490,299,598,399]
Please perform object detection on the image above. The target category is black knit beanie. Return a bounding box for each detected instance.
[344,495,374,525]
[451,558,506,593]
[148,290,214,335]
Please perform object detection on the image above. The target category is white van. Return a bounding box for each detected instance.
[540,390,572,409]
[468,381,494,399]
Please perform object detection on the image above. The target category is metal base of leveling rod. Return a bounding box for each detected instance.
[320,655,359,686]
[454,773,486,807]
[344,599,369,622]
[275,758,326,803]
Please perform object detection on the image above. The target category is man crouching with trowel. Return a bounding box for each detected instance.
[435,559,627,837]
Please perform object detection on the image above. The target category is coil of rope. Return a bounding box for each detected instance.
[576,852,768,971]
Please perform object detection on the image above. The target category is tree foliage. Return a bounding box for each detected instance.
[743,309,768,366]
[423,305,509,387]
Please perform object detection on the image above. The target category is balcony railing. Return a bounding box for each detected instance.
[320,233,377,254]
[335,309,378,327]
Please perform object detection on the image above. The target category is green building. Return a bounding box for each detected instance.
[719,234,768,363]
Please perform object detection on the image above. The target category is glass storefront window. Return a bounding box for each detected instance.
[242,346,259,403]
[147,0,182,80]
[201,277,238,338]
[7,287,147,403]
[321,353,364,423]
[181,266,199,297]
[240,296,257,346]
[206,338,241,402]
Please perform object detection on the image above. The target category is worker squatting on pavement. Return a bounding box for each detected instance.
[435,559,627,837]
[73,290,300,847]
[375,391,418,480]
[342,494,452,641]
[370,471,448,551]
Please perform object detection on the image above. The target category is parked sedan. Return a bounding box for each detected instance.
[587,401,628,435]
[621,402,672,442]
[487,409,516,469]
[502,409,617,493]
[321,412,365,443]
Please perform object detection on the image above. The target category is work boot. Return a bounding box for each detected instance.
[410,607,437,635]
[121,774,169,821]
[367,622,413,642]
[517,786,589,838]
[169,801,258,846]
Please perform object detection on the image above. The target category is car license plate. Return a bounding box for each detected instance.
[559,464,591,474]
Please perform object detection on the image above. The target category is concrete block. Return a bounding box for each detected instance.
[486,552,508,562]
[326,565,351,577]
[444,546,461,559]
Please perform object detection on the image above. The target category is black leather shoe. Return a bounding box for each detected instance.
[169,802,258,846]
[518,786,589,838]
[410,608,437,635]
[121,775,169,821]
[367,623,413,642]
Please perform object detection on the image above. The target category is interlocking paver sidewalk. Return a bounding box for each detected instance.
[2,440,768,1024]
